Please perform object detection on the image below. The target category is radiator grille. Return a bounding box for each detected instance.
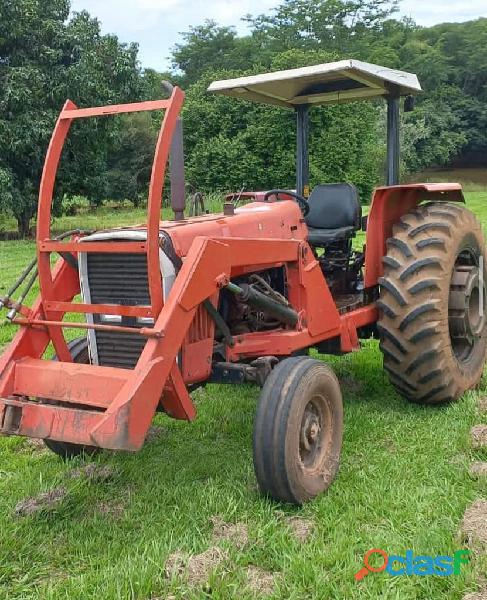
[86,253,150,305]
[85,252,151,369]
[95,331,148,368]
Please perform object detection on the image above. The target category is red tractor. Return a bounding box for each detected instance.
[1,60,485,504]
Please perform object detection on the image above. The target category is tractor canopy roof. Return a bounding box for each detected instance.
[207,59,421,108]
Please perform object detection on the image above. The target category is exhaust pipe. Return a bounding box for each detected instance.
[162,81,186,221]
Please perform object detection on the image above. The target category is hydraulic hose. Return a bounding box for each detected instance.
[225,282,298,327]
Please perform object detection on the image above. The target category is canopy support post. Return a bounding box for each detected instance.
[296,105,310,197]
[386,94,400,186]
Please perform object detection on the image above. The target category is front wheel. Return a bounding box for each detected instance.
[253,356,343,504]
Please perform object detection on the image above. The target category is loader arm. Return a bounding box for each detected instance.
[91,236,231,449]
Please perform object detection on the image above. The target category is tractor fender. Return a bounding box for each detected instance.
[363,183,465,288]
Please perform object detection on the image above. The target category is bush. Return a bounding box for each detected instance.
[61,195,90,216]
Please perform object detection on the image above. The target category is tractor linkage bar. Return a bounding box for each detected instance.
[11,317,162,337]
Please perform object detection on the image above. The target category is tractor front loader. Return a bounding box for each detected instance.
[1,60,486,505]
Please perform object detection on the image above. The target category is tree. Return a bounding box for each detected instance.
[411,19,487,163]
[173,2,487,178]
[172,21,258,87]
[171,0,406,195]
[401,89,467,173]
[247,0,399,55]
[362,17,487,169]
[0,0,142,236]
[106,112,157,207]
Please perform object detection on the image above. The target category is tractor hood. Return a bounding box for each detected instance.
[80,199,307,259]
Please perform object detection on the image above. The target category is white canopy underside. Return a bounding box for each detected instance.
[208,59,421,108]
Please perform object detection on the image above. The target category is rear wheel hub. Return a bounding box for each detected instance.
[449,263,486,361]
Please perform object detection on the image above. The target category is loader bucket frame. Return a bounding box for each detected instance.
[35,88,185,363]
[0,88,206,450]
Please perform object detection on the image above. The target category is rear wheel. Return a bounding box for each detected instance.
[253,356,343,504]
[41,337,99,459]
[378,202,487,404]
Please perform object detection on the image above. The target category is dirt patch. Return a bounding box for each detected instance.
[97,501,125,519]
[341,374,364,395]
[285,516,314,543]
[381,437,396,454]
[469,462,487,478]
[67,463,116,481]
[165,547,227,586]
[165,551,187,579]
[211,516,249,549]
[461,499,487,549]
[145,426,166,442]
[36,567,70,587]
[450,453,469,467]
[20,438,48,453]
[24,438,46,450]
[245,565,276,596]
[471,425,487,449]
[463,586,487,600]
[478,397,487,413]
[15,486,67,517]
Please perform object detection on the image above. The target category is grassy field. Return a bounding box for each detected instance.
[0,193,486,599]
[407,167,487,192]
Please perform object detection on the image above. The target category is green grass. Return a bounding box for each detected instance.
[0,194,224,235]
[0,193,486,599]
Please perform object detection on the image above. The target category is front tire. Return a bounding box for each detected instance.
[378,202,487,404]
[253,356,343,504]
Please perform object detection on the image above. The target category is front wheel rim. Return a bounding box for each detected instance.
[298,395,331,473]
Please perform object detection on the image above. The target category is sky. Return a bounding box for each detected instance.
[70,0,487,71]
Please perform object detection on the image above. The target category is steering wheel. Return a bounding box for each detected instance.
[263,189,309,217]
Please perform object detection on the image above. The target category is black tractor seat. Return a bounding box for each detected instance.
[305,183,361,246]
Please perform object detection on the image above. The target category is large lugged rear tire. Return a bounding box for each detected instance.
[253,356,343,504]
[378,202,487,404]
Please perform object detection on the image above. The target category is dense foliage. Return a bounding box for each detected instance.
[0,0,143,234]
[175,4,487,197]
[0,0,486,234]
[182,50,382,200]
